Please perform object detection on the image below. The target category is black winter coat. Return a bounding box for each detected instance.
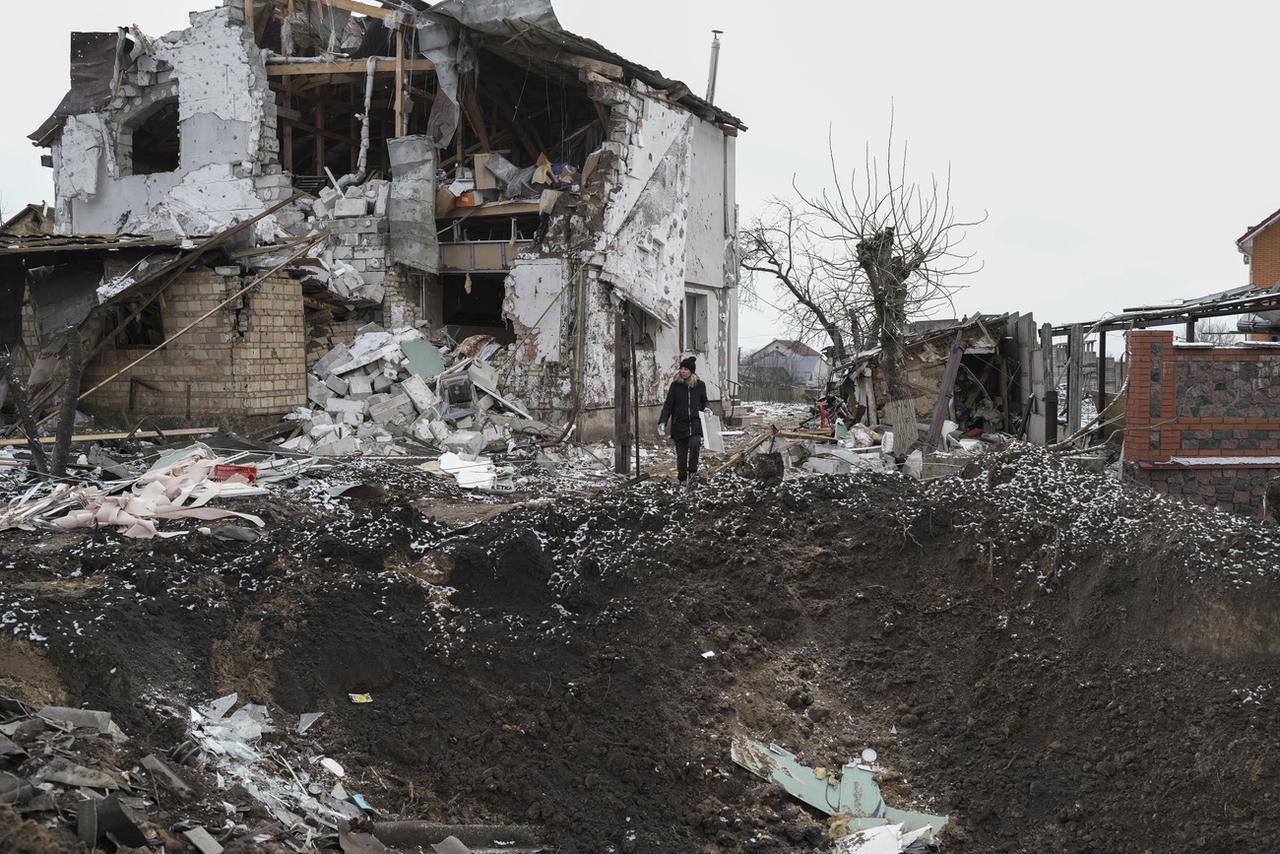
[659,378,709,440]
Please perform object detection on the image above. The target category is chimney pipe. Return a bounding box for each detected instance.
[705,29,723,104]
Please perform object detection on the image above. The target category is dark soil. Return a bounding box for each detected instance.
[2,446,1279,853]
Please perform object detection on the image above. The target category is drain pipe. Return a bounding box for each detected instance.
[336,56,378,190]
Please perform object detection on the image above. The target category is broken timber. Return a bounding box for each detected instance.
[708,426,777,479]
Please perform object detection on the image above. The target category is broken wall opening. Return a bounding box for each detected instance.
[955,352,1007,432]
[437,272,512,342]
[121,95,181,176]
[106,300,165,349]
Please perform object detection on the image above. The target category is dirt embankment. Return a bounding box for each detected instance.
[2,446,1279,853]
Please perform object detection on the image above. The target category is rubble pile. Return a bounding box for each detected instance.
[1,447,1277,851]
[287,323,552,463]
[296,179,392,304]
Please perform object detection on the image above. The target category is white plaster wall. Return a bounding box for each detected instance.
[504,258,568,364]
[598,91,694,327]
[53,7,278,240]
[684,120,730,289]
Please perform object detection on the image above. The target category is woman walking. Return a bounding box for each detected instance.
[658,356,710,492]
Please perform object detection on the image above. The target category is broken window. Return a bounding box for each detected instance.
[685,292,709,352]
[107,301,164,348]
[122,96,181,176]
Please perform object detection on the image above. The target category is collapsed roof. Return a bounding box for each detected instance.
[30,0,745,149]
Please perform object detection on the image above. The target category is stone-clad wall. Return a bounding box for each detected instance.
[1124,330,1280,516]
[1176,359,1280,418]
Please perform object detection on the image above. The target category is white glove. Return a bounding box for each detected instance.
[657,423,666,437]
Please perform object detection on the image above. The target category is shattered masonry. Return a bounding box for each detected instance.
[7,0,747,440]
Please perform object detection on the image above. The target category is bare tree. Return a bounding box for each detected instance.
[742,122,983,452]
[1195,317,1244,343]
[740,200,870,366]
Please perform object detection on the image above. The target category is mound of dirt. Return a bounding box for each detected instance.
[2,446,1278,852]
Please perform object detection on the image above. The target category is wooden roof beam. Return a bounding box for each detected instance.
[267,58,434,76]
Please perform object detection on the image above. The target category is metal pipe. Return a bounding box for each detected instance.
[705,30,723,104]
[336,56,378,190]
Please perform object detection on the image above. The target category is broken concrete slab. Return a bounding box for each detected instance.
[324,397,364,417]
[400,374,441,414]
[347,373,374,399]
[323,373,350,396]
[441,430,486,457]
[334,197,369,217]
[307,374,334,407]
[368,393,415,425]
[312,344,351,377]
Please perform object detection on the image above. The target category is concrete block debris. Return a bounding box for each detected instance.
[288,326,543,458]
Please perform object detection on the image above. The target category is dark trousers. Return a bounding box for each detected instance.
[674,435,701,481]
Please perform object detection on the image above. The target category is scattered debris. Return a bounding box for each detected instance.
[730,734,948,836]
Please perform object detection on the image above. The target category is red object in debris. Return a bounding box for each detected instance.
[454,191,481,207]
[212,464,258,485]
[818,401,831,430]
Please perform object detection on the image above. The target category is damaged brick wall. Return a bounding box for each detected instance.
[1124,329,1280,516]
[79,267,305,424]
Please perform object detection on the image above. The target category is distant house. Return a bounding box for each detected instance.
[0,204,54,238]
[741,339,829,400]
[1235,208,1280,337]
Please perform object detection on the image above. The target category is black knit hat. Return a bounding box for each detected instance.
[680,356,697,372]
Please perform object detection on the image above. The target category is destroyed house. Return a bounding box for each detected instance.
[4,0,745,440]
[836,313,1053,442]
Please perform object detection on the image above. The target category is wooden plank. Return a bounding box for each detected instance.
[922,335,964,452]
[266,58,434,77]
[315,102,325,173]
[1066,324,1083,437]
[436,200,540,219]
[316,0,397,21]
[395,29,405,137]
[0,427,216,448]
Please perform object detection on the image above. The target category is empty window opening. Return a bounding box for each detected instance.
[438,273,513,343]
[125,98,181,176]
[108,300,165,348]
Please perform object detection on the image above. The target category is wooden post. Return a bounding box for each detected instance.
[631,315,641,476]
[50,331,83,478]
[1039,322,1056,445]
[923,334,964,452]
[283,120,294,172]
[245,0,255,34]
[1067,323,1084,437]
[1097,330,1108,413]
[614,307,632,474]
[315,103,325,173]
[394,27,405,137]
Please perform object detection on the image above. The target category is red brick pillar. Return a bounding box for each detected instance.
[1123,330,1174,462]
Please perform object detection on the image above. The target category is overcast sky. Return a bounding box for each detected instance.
[3,1,1276,355]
